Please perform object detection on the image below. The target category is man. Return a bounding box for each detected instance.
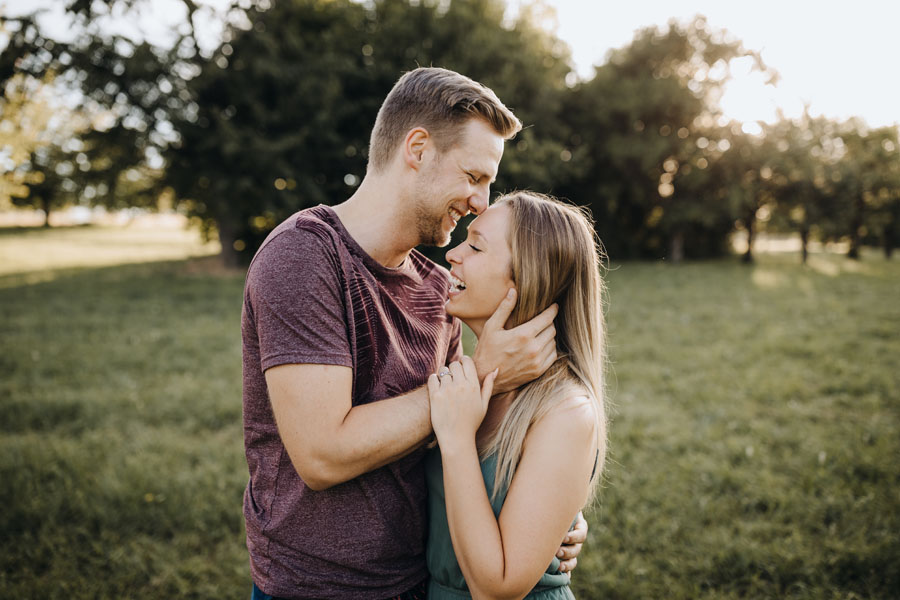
[242,67,585,600]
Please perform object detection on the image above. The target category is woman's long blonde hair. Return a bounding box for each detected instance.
[479,191,608,504]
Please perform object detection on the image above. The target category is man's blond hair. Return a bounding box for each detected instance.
[368,67,522,171]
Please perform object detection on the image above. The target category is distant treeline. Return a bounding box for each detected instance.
[2,0,898,264]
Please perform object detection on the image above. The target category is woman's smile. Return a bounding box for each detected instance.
[444,203,515,335]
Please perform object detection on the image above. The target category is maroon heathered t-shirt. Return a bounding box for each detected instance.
[241,205,462,600]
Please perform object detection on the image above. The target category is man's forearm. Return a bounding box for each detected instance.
[294,386,433,490]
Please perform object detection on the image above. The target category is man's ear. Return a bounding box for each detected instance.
[402,127,430,171]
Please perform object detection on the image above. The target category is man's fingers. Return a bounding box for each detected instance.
[483,288,517,332]
[556,542,581,561]
[534,320,556,349]
[567,512,588,544]
[512,302,558,338]
[558,555,577,573]
[538,347,558,372]
[528,324,557,371]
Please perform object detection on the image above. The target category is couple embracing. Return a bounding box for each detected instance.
[241,67,608,600]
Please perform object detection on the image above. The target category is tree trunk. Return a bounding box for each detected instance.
[800,226,809,264]
[741,211,755,264]
[847,195,864,260]
[669,231,684,264]
[884,209,897,259]
[216,217,242,268]
[41,196,51,227]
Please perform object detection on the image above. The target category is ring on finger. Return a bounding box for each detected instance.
[438,367,452,379]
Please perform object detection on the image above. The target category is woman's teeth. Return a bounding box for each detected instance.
[450,274,466,292]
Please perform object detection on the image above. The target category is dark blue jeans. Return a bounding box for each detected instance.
[251,582,275,600]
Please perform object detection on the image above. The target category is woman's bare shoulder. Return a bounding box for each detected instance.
[531,388,598,442]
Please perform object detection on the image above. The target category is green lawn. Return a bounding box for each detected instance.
[1,225,898,599]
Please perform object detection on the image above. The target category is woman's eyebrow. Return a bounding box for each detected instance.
[468,228,490,244]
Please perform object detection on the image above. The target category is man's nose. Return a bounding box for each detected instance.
[468,186,489,215]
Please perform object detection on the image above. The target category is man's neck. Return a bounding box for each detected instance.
[332,174,417,268]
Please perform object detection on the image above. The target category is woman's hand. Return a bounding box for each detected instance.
[428,356,497,449]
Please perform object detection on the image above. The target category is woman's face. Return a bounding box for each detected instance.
[444,202,514,336]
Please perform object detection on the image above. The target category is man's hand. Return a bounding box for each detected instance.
[557,511,587,574]
[472,288,558,393]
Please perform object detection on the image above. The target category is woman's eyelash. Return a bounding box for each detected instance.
[469,244,481,252]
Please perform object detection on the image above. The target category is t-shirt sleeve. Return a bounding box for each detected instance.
[446,317,463,364]
[246,226,352,372]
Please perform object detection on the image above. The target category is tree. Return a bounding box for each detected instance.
[165,0,576,265]
[835,122,900,259]
[0,73,91,225]
[1,0,213,221]
[763,114,833,264]
[706,123,770,263]
[864,127,900,258]
[556,17,772,260]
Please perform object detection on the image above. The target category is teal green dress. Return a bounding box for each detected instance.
[425,448,576,599]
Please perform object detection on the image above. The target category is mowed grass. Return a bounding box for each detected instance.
[1,224,898,599]
[572,253,900,600]
[1,225,245,598]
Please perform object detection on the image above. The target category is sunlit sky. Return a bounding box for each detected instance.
[3,0,898,129]
[512,0,899,128]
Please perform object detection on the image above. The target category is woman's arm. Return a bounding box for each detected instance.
[429,359,598,600]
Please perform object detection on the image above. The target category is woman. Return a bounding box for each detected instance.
[426,191,608,600]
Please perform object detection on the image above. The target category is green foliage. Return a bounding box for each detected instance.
[2,1,899,262]
[2,226,899,598]
[1,0,196,217]
[555,18,766,260]
[164,0,574,265]
[762,116,900,261]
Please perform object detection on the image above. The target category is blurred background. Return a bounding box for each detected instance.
[1,1,898,598]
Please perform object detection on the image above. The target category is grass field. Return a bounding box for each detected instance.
[1,224,898,599]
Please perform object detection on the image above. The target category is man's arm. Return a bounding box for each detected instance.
[265,363,432,491]
[265,289,560,492]
[266,322,555,490]
[260,265,556,492]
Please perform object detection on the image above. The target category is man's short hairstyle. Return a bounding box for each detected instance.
[367,67,522,171]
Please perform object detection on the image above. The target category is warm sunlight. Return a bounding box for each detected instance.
[508,0,900,129]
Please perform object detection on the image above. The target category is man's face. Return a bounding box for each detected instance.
[413,118,505,247]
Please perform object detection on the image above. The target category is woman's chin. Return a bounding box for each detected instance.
[444,297,460,318]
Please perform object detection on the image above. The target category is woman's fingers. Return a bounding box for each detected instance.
[427,373,440,397]
[460,355,479,381]
[480,367,498,405]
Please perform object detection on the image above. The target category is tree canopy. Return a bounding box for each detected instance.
[2,0,897,263]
